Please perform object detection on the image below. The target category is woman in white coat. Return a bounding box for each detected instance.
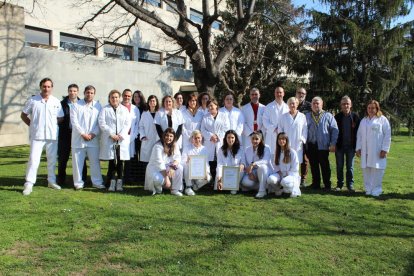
[154,95,184,147]
[201,98,230,181]
[267,132,301,198]
[144,128,184,196]
[278,97,307,163]
[181,93,204,150]
[197,92,211,115]
[219,92,244,145]
[241,131,271,198]
[99,89,131,192]
[181,130,212,195]
[356,100,391,197]
[139,95,159,163]
[216,130,245,194]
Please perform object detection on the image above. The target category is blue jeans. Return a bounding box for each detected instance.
[335,145,355,189]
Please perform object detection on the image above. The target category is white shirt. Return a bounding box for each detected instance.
[244,145,271,167]
[219,106,244,139]
[22,94,64,141]
[269,149,299,177]
[262,100,289,151]
[70,99,102,148]
[216,148,245,178]
[181,108,204,150]
[201,111,230,161]
[278,111,307,162]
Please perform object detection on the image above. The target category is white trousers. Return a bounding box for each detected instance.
[72,147,103,186]
[25,139,57,185]
[241,165,269,192]
[152,164,183,192]
[363,167,385,196]
[267,174,301,196]
[183,164,211,189]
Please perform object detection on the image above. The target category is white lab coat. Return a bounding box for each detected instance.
[241,145,271,192]
[98,104,131,160]
[154,108,184,147]
[356,115,391,169]
[138,111,159,162]
[241,102,266,148]
[244,145,271,169]
[144,142,181,191]
[262,100,289,152]
[70,100,102,148]
[182,144,211,188]
[216,148,245,178]
[278,111,307,163]
[219,106,244,142]
[268,149,301,196]
[181,108,204,150]
[123,104,140,157]
[201,111,230,161]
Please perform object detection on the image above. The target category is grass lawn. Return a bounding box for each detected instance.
[0,135,413,275]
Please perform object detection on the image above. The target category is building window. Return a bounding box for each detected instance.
[190,9,222,30]
[145,0,161,8]
[212,20,223,30]
[104,42,133,60]
[165,1,177,12]
[25,26,51,47]
[166,55,185,68]
[60,33,96,55]
[138,48,161,64]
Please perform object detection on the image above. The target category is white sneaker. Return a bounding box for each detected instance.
[108,180,116,192]
[255,191,267,198]
[74,183,83,190]
[230,190,237,195]
[185,188,196,196]
[116,179,123,191]
[48,183,62,190]
[154,183,163,194]
[171,190,183,197]
[290,193,300,198]
[92,183,106,189]
[22,182,33,196]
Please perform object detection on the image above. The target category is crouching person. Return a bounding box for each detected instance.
[145,128,183,196]
[267,132,301,198]
[182,130,212,196]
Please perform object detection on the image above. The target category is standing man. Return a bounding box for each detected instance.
[306,97,339,190]
[21,78,64,195]
[70,85,105,190]
[296,87,311,187]
[334,96,360,192]
[241,88,266,149]
[57,84,86,185]
[262,86,289,153]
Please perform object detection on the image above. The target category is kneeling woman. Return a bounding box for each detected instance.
[216,130,245,193]
[267,132,301,197]
[144,128,184,196]
[182,130,212,195]
[241,131,271,198]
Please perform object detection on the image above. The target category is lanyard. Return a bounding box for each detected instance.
[311,111,324,125]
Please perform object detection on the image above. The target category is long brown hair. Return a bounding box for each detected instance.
[275,132,291,165]
[365,100,382,117]
[249,131,265,159]
[162,128,176,157]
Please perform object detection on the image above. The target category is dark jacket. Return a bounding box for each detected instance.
[58,96,80,140]
[334,112,360,150]
[298,100,311,114]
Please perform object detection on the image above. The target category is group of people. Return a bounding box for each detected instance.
[20,78,392,198]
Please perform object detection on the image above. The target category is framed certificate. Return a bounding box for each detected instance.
[189,155,207,179]
[221,166,240,190]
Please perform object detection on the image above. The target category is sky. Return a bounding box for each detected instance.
[291,0,414,25]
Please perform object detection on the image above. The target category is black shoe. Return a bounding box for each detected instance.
[347,185,355,192]
[309,184,321,190]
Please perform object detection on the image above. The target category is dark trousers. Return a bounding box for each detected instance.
[300,151,309,182]
[209,161,217,185]
[306,143,331,189]
[58,134,86,184]
[106,146,123,184]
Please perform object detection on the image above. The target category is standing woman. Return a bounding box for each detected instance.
[132,90,146,161]
[154,95,184,147]
[216,130,245,193]
[201,98,230,181]
[219,92,244,144]
[181,130,212,195]
[99,90,131,192]
[174,92,186,113]
[241,131,271,198]
[197,92,211,115]
[356,100,391,197]
[182,92,204,150]
[278,97,307,164]
[145,128,183,196]
[267,132,301,198]
[139,95,159,163]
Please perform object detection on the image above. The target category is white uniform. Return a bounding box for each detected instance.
[124,104,140,157]
[144,142,183,193]
[23,94,63,185]
[98,104,131,160]
[241,102,265,148]
[267,149,301,197]
[219,106,244,143]
[198,106,209,116]
[241,145,271,192]
[215,147,245,190]
[70,99,103,187]
[154,108,184,147]
[181,144,211,190]
[138,111,159,162]
[278,111,307,162]
[356,115,391,196]
[200,111,230,161]
[181,108,204,150]
[262,100,289,152]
